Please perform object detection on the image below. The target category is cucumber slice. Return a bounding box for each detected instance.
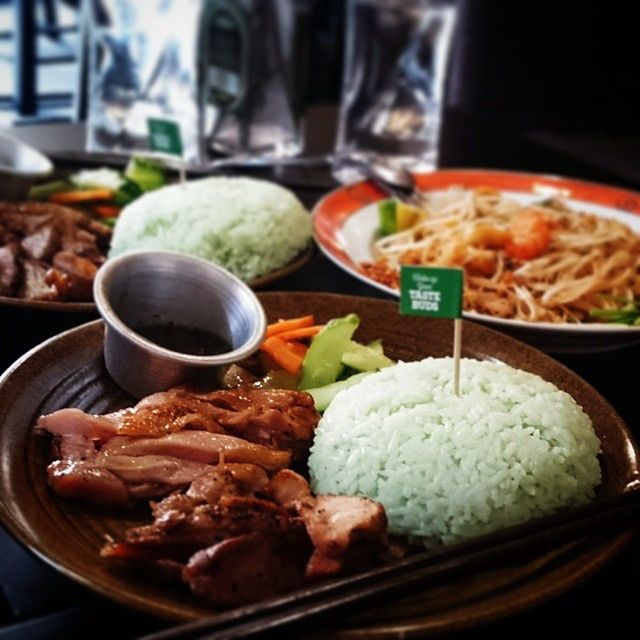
[298,313,360,390]
[306,372,372,412]
[341,340,393,372]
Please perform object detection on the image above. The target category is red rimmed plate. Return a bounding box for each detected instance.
[313,170,640,354]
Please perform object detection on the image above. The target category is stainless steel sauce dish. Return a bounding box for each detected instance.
[93,250,266,398]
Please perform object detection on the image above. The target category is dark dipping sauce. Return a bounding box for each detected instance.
[135,322,231,356]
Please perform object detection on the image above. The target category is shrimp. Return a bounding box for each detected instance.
[505,209,552,260]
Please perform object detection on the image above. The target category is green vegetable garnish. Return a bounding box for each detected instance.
[378,199,398,235]
[305,372,373,412]
[590,297,640,325]
[298,313,360,390]
[341,340,393,372]
[378,199,427,236]
[28,180,70,200]
[366,339,384,354]
[114,179,142,206]
[125,156,166,192]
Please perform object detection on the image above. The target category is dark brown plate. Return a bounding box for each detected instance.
[0,246,313,313]
[0,167,313,311]
[246,245,313,289]
[0,292,638,636]
[0,246,313,311]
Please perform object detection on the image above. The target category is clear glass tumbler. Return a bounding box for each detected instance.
[201,0,307,163]
[333,0,457,182]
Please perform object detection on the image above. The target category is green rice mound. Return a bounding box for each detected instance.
[308,358,601,545]
[109,176,311,281]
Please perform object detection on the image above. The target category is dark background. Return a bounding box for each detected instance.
[2,1,640,191]
[311,0,640,189]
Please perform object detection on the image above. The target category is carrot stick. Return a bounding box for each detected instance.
[260,337,306,373]
[49,188,114,204]
[266,315,315,338]
[93,205,121,218]
[276,325,325,341]
[286,341,308,358]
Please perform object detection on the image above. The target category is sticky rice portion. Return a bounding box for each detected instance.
[109,176,311,281]
[308,358,601,545]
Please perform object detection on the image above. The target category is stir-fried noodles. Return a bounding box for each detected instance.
[360,188,640,323]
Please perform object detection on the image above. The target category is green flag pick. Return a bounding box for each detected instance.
[400,265,464,395]
[147,118,187,185]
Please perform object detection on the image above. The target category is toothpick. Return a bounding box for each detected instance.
[453,318,462,395]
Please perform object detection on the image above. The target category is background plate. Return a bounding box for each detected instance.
[0,246,313,312]
[313,170,640,353]
[0,292,638,636]
[0,168,313,311]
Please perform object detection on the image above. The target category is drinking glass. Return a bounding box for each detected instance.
[202,0,307,162]
[333,0,457,182]
[86,0,307,166]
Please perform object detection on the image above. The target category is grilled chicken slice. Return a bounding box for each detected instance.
[102,495,299,563]
[294,495,389,579]
[45,430,289,507]
[1,202,111,302]
[0,201,111,243]
[47,460,130,506]
[46,251,98,300]
[38,407,118,442]
[37,387,319,460]
[183,531,311,607]
[263,468,311,507]
[100,464,393,604]
[98,432,291,471]
[186,463,269,504]
[265,472,392,578]
[47,449,213,506]
[21,224,60,261]
[36,393,227,441]
[180,388,318,459]
[0,243,19,295]
[20,258,57,300]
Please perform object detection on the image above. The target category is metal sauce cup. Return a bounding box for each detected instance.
[93,250,266,398]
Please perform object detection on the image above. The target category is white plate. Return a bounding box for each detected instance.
[313,170,640,353]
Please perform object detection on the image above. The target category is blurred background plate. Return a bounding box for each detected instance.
[0,292,638,636]
[313,170,640,354]
[0,247,313,311]
[0,168,314,311]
